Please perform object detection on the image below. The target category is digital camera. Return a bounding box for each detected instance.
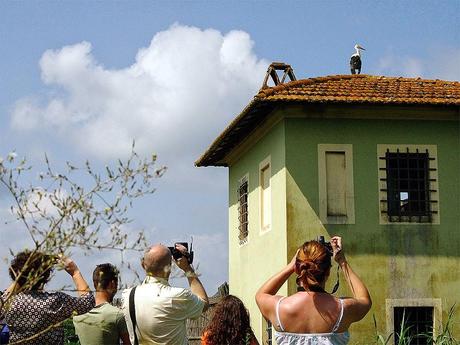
[316,236,333,255]
[168,242,194,264]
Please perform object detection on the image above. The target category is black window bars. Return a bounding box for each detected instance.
[238,179,249,243]
[394,306,433,345]
[380,148,437,223]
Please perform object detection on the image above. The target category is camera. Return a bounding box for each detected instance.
[317,236,333,256]
[316,235,340,294]
[168,242,194,264]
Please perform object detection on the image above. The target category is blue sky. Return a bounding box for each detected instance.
[1,1,459,294]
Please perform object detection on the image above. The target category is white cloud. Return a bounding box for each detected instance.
[430,48,460,81]
[375,53,424,78]
[10,24,269,165]
[374,47,460,81]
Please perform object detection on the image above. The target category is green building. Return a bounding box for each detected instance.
[196,65,460,344]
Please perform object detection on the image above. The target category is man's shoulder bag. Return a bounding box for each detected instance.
[129,286,139,345]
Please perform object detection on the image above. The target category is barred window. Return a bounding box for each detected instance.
[394,307,433,345]
[378,146,439,224]
[238,176,248,244]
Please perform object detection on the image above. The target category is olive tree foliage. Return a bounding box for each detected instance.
[0,145,166,298]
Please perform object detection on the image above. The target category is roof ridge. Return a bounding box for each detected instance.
[255,74,460,101]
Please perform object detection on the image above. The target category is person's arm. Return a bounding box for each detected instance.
[60,256,91,296]
[175,244,209,312]
[117,308,131,345]
[255,251,297,322]
[120,332,131,345]
[250,335,260,345]
[331,236,372,322]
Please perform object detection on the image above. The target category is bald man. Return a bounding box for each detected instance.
[122,244,208,345]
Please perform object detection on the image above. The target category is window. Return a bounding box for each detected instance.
[378,145,439,224]
[386,298,441,345]
[262,318,272,345]
[238,176,249,244]
[318,144,355,224]
[259,157,271,232]
[394,307,433,345]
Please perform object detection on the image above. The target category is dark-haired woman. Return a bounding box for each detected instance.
[1,250,94,345]
[201,295,259,345]
[256,236,371,344]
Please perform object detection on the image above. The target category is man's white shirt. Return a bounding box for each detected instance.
[122,276,206,345]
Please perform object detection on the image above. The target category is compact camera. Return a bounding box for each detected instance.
[316,236,333,255]
[168,242,194,264]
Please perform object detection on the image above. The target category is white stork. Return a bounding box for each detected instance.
[350,44,365,74]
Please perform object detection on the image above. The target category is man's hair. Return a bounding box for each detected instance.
[93,263,119,290]
[142,245,171,276]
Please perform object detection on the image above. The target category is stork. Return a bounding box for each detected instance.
[350,44,365,74]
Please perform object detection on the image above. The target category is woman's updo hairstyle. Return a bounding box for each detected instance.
[295,240,332,292]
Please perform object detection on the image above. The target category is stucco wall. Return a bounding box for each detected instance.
[228,119,288,341]
[284,113,460,342]
[225,104,459,343]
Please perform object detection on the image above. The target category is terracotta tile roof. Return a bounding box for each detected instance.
[256,75,460,105]
[196,75,460,167]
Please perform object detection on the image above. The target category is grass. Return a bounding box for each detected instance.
[373,305,459,345]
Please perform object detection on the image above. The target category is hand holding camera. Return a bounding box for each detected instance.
[168,242,194,272]
[331,236,346,265]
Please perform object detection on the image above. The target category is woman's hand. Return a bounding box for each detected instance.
[331,236,346,265]
[58,255,80,277]
[288,249,300,273]
[58,255,91,294]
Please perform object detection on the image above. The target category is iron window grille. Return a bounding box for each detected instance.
[394,306,433,345]
[238,178,249,244]
[380,148,437,223]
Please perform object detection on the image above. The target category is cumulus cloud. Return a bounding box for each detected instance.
[10,24,269,166]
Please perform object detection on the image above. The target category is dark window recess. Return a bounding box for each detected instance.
[238,180,248,243]
[394,307,433,345]
[380,149,437,222]
[265,320,273,345]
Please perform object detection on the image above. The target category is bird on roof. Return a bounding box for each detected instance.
[350,44,365,74]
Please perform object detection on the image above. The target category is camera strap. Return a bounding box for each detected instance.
[129,286,139,345]
[330,266,340,294]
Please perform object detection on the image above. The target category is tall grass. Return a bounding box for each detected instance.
[426,305,459,345]
[373,305,459,345]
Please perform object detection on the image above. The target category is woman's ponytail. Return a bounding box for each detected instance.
[295,241,332,292]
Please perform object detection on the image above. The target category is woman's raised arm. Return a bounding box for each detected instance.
[331,236,372,322]
[255,251,297,322]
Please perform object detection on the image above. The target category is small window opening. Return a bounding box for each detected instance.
[382,149,436,222]
[238,178,249,244]
[260,163,271,231]
[394,306,433,345]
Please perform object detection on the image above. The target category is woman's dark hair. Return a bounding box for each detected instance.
[93,263,119,290]
[295,240,332,292]
[9,250,54,290]
[203,295,255,345]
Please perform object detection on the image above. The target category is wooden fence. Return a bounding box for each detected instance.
[187,282,229,345]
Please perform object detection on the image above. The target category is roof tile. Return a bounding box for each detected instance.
[196,75,460,166]
[255,75,460,105]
